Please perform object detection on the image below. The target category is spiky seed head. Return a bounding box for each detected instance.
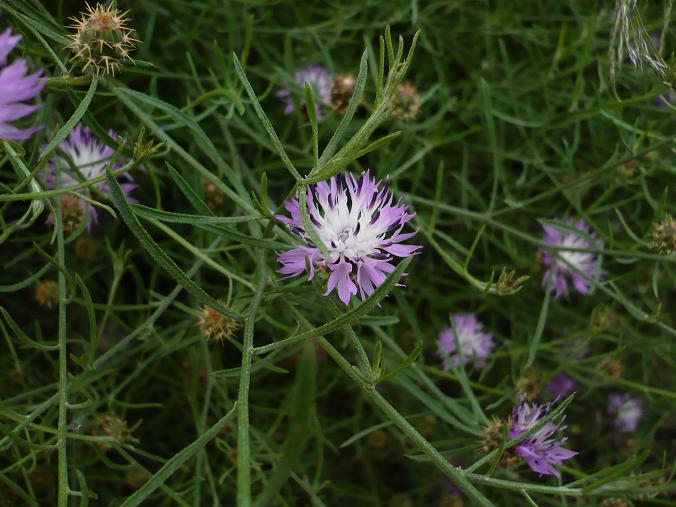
[94,413,136,451]
[438,495,464,507]
[390,82,421,121]
[202,179,225,211]
[516,368,540,401]
[59,194,86,232]
[125,467,149,490]
[650,215,675,256]
[74,235,97,260]
[601,498,630,507]
[197,303,239,344]
[480,416,505,453]
[35,280,59,309]
[330,73,358,113]
[366,429,388,449]
[67,2,138,76]
[598,357,623,378]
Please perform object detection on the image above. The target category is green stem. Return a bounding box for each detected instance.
[55,168,69,506]
[237,254,267,507]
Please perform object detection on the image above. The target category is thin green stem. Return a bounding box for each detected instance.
[236,253,267,507]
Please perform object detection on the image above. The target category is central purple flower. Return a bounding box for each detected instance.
[276,64,333,119]
[276,171,421,305]
[0,23,45,141]
[42,124,137,230]
[509,398,577,477]
[437,313,494,370]
[540,218,603,299]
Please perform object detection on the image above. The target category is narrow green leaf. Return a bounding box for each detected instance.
[106,168,241,320]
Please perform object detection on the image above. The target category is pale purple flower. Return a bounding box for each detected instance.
[276,64,332,118]
[437,314,494,370]
[0,23,45,141]
[276,170,420,305]
[509,398,577,477]
[608,394,643,433]
[540,218,603,299]
[43,124,136,229]
[546,373,575,398]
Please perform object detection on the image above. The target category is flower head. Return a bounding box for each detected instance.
[330,72,358,113]
[649,214,675,256]
[546,373,575,398]
[276,170,420,305]
[540,219,603,299]
[390,82,421,121]
[197,303,240,343]
[35,279,59,309]
[509,398,577,477]
[608,394,643,433]
[42,124,136,230]
[437,313,494,370]
[67,2,138,75]
[276,64,332,118]
[0,22,45,141]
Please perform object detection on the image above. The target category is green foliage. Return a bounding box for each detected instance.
[0,1,674,506]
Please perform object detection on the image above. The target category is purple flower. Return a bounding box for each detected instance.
[276,64,332,119]
[509,398,577,477]
[42,124,137,229]
[540,218,603,299]
[546,373,575,398]
[276,170,421,305]
[608,394,643,433]
[0,23,45,141]
[437,314,494,370]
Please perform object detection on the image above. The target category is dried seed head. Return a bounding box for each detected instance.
[650,215,675,256]
[601,498,630,507]
[35,280,59,309]
[202,179,225,211]
[67,2,139,76]
[74,235,97,260]
[125,467,149,490]
[598,357,624,378]
[60,194,86,232]
[480,416,506,453]
[438,494,464,507]
[415,414,437,436]
[366,429,388,449]
[94,413,136,451]
[390,82,421,121]
[330,73,358,113]
[516,369,540,401]
[197,303,240,344]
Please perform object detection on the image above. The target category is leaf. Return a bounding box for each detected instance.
[106,167,241,320]
[119,405,237,507]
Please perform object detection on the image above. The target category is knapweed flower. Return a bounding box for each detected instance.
[437,314,494,370]
[540,219,603,299]
[276,64,332,118]
[546,373,575,398]
[0,22,45,141]
[608,394,643,433]
[67,2,138,75]
[509,398,577,477]
[275,170,420,305]
[43,124,136,230]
